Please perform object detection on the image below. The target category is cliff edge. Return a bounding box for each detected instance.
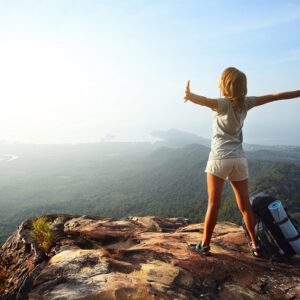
[1,214,300,299]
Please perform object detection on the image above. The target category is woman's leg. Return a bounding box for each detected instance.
[202,173,225,247]
[230,179,257,247]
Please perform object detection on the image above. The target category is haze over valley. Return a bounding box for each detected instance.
[1,129,300,245]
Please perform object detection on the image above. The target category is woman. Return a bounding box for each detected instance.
[184,67,300,257]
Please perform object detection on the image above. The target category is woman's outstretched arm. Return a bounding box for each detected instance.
[255,90,300,107]
[184,80,218,110]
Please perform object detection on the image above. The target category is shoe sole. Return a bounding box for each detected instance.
[187,244,211,256]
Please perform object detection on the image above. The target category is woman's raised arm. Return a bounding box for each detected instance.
[184,80,218,110]
[255,90,300,107]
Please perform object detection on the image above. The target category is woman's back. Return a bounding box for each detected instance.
[209,96,256,160]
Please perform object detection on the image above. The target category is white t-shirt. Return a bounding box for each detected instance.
[208,96,256,160]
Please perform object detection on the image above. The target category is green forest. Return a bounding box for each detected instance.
[1,140,300,245]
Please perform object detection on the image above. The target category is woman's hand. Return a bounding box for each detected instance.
[184,80,191,102]
[183,81,218,110]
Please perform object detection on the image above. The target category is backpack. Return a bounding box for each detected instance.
[243,192,300,261]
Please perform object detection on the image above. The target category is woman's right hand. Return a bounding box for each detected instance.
[184,80,191,103]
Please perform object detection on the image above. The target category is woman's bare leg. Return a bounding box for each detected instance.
[202,173,225,247]
[230,179,257,247]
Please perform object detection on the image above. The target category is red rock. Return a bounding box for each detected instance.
[0,214,299,299]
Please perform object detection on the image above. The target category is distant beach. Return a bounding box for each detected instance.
[0,154,19,161]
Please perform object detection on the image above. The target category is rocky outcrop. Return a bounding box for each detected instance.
[1,214,300,299]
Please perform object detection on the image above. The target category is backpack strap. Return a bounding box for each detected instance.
[274,217,289,226]
[255,219,288,261]
[287,234,300,242]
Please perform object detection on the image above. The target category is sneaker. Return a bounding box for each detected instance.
[249,241,263,258]
[187,242,211,256]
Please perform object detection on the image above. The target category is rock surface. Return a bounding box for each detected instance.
[0,214,300,299]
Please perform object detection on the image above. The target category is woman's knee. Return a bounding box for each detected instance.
[207,200,221,212]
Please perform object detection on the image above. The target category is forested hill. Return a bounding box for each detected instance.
[1,141,300,245]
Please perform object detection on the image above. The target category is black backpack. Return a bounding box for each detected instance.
[243,192,300,261]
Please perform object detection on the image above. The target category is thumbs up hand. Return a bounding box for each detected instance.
[184,80,191,103]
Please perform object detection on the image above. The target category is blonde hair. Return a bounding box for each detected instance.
[219,67,248,112]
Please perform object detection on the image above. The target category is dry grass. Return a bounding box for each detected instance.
[31,217,58,253]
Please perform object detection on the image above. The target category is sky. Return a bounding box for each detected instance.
[0,0,299,145]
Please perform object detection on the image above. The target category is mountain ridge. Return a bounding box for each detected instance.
[1,140,300,246]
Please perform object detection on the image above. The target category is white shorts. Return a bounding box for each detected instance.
[205,158,249,181]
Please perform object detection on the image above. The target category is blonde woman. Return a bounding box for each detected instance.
[184,67,300,257]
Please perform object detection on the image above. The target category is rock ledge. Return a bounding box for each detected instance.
[1,214,300,299]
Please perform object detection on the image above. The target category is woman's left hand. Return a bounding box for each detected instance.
[184,80,191,102]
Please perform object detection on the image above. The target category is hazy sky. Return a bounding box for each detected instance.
[0,0,299,145]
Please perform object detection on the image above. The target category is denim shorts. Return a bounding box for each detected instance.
[205,157,249,181]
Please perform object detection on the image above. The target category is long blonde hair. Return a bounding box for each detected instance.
[219,67,248,112]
